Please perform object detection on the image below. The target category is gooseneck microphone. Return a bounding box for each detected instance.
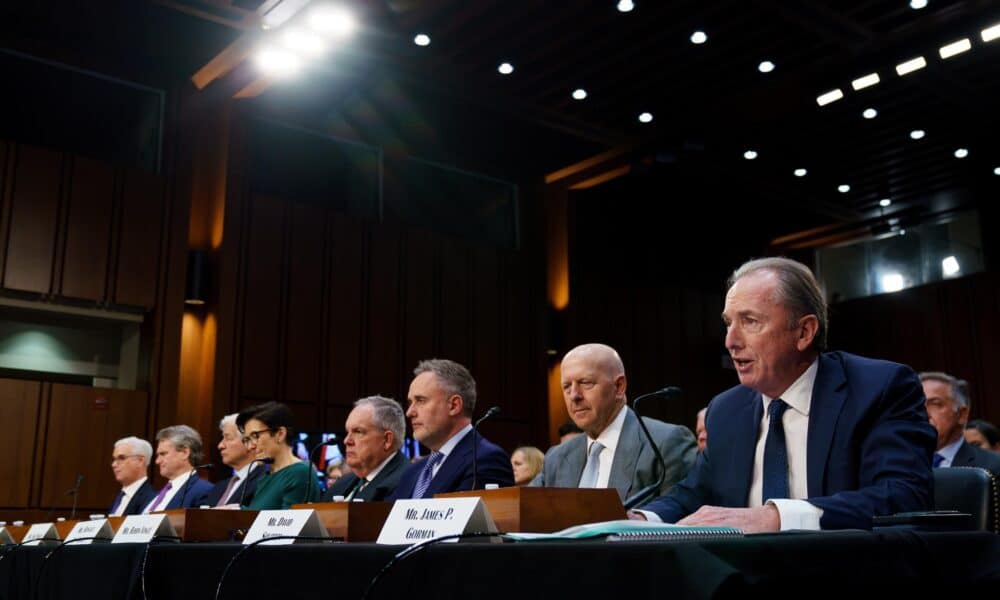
[471,406,501,491]
[67,474,84,520]
[303,436,338,503]
[623,387,681,510]
[239,457,274,507]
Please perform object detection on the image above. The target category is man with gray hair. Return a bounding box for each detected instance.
[390,359,514,499]
[143,425,214,512]
[920,371,1000,474]
[203,414,267,507]
[109,436,157,516]
[322,396,409,501]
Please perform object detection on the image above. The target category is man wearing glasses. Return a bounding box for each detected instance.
[109,436,157,516]
[203,414,266,507]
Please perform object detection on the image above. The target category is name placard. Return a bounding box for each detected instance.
[243,509,329,545]
[376,498,496,545]
[0,527,14,545]
[22,523,58,546]
[65,519,113,544]
[111,514,176,543]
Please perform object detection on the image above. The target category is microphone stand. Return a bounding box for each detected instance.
[303,436,338,503]
[622,387,681,510]
[471,406,501,491]
[238,457,274,507]
[68,475,84,520]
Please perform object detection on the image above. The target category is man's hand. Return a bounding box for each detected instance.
[677,504,781,533]
[627,510,648,521]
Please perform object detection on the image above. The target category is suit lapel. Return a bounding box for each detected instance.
[953,441,973,466]
[558,435,587,487]
[608,409,640,497]
[429,431,474,495]
[807,353,847,497]
[731,390,761,505]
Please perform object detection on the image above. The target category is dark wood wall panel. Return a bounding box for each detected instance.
[365,224,402,399]
[439,239,470,363]
[283,202,326,408]
[471,246,501,409]
[505,253,538,424]
[0,379,43,507]
[60,156,114,301]
[114,168,165,308]
[3,145,62,293]
[325,213,364,411]
[401,229,436,394]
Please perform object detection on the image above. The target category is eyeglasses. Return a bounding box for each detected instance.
[111,454,141,463]
[243,428,274,444]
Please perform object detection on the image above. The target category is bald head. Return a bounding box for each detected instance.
[561,343,628,438]
[562,344,625,379]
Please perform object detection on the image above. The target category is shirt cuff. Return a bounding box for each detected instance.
[768,499,823,530]
[631,509,663,522]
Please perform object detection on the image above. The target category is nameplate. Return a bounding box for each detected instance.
[65,519,113,544]
[111,514,177,543]
[243,509,329,545]
[0,527,14,545]
[22,523,58,546]
[377,498,496,545]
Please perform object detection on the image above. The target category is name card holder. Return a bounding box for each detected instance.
[112,514,178,544]
[243,509,329,545]
[0,527,13,545]
[64,519,114,544]
[22,523,59,546]
[377,497,497,545]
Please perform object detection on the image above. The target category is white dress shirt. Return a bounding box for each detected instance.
[143,470,194,513]
[432,424,473,478]
[219,462,258,505]
[581,404,628,488]
[111,476,148,517]
[933,436,963,467]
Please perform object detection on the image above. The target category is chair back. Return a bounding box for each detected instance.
[933,467,998,532]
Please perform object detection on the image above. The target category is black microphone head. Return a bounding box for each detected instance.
[257,457,276,465]
[76,474,84,484]
[324,436,338,445]
[662,386,682,397]
[195,463,214,470]
[484,406,501,418]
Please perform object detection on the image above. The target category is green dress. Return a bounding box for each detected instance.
[244,461,319,510]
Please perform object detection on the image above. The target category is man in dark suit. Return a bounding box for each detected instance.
[636,257,936,531]
[322,396,408,501]
[203,414,265,507]
[143,425,215,512]
[109,436,158,516]
[390,359,514,499]
[921,371,1000,474]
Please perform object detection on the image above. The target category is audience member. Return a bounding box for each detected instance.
[557,419,584,445]
[965,419,1000,453]
[511,446,544,486]
[695,408,707,452]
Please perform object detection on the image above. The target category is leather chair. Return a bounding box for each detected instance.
[933,466,998,533]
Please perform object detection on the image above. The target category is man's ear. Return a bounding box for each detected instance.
[448,395,464,416]
[795,315,819,352]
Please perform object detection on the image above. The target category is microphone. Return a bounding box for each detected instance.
[67,475,84,520]
[471,406,501,491]
[237,457,274,507]
[623,387,681,510]
[176,463,213,509]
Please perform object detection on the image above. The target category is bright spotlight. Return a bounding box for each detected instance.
[881,273,905,293]
[255,46,303,77]
[414,33,431,46]
[942,256,960,277]
[309,5,356,37]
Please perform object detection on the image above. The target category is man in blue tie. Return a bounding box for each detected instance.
[634,257,936,531]
[920,371,1000,474]
[109,436,157,516]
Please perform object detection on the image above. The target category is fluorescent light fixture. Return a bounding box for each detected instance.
[895,56,927,76]
[983,23,1000,42]
[851,73,880,90]
[816,89,844,106]
[414,33,431,46]
[743,150,758,160]
[879,198,891,207]
[758,61,775,73]
[794,168,807,177]
[690,31,707,44]
[838,184,850,193]
[954,148,969,158]
[638,112,654,123]
[939,38,971,59]
[572,88,587,100]
[255,47,303,77]
[282,30,326,56]
[862,108,877,119]
[942,256,960,277]
[498,62,514,75]
[910,129,925,140]
[910,0,927,9]
[617,0,635,12]
[308,6,356,37]
[881,273,905,293]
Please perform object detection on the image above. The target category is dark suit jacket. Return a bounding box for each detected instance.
[952,440,1000,474]
[642,351,937,529]
[202,463,266,506]
[388,430,514,500]
[321,451,408,502]
[163,473,215,510]
[115,479,158,516]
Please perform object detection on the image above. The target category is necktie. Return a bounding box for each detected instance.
[578,441,605,488]
[933,453,945,468]
[346,477,368,501]
[146,482,173,513]
[412,452,444,499]
[109,490,125,515]
[216,474,241,507]
[762,399,790,504]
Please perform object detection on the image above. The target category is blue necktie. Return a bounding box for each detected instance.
[762,399,790,504]
[109,490,125,514]
[578,441,605,488]
[933,453,945,468]
[412,452,444,499]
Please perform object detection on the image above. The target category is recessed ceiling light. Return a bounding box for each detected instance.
[983,23,1000,43]
[851,73,881,90]
[879,198,892,207]
[862,108,877,119]
[255,46,303,77]
[414,33,431,46]
[572,88,587,100]
[744,150,758,160]
[758,61,775,73]
[308,6,356,37]
[616,0,635,12]
[910,0,928,9]
[942,256,960,277]
[816,89,844,106]
[638,112,654,123]
[994,166,1000,176]
[910,129,926,140]
[939,38,971,59]
[895,56,927,76]
[954,148,969,158]
[794,168,807,177]
[498,62,514,75]
[690,30,707,45]
[838,184,851,193]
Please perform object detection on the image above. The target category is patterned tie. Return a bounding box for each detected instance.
[109,490,125,515]
[216,474,240,507]
[346,477,368,501]
[933,453,945,468]
[146,482,172,513]
[762,399,790,504]
[412,452,444,499]
[578,441,605,488]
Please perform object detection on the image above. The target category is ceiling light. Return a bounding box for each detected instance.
[838,184,850,193]
[879,198,892,207]
[572,88,588,100]
[939,38,971,59]
[995,167,1000,175]
[758,60,775,73]
[794,168,807,177]
[851,73,880,90]
[498,62,514,75]
[255,46,303,77]
[414,33,431,46]
[899,229,906,236]
[881,273,905,293]
[983,23,1000,43]
[816,89,844,106]
[744,150,758,160]
[308,6,356,37]
[690,31,707,45]
[282,30,326,56]
[895,56,927,76]
[954,148,969,158]
[942,256,960,277]
[909,0,927,8]
[910,129,925,140]
[862,108,877,119]
[638,112,654,123]
[616,0,635,12]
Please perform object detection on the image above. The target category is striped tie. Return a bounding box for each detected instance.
[412,452,444,499]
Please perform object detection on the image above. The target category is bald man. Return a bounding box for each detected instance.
[531,343,696,502]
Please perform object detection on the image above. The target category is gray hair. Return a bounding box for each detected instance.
[355,396,406,451]
[114,436,153,467]
[729,257,828,351]
[155,425,204,465]
[414,359,477,416]
[919,371,970,412]
[218,413,238,431]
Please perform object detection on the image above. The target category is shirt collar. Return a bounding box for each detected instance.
[938,436,964,462]
[232,461,257,480]
[590,403,628,450]
[437,424,473,459]
[121,476,148,496]
[168,469,194,487]
[364,452,399,482]
[762,358,819,417]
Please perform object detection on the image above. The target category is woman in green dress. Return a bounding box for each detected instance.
[238,401,320,509]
